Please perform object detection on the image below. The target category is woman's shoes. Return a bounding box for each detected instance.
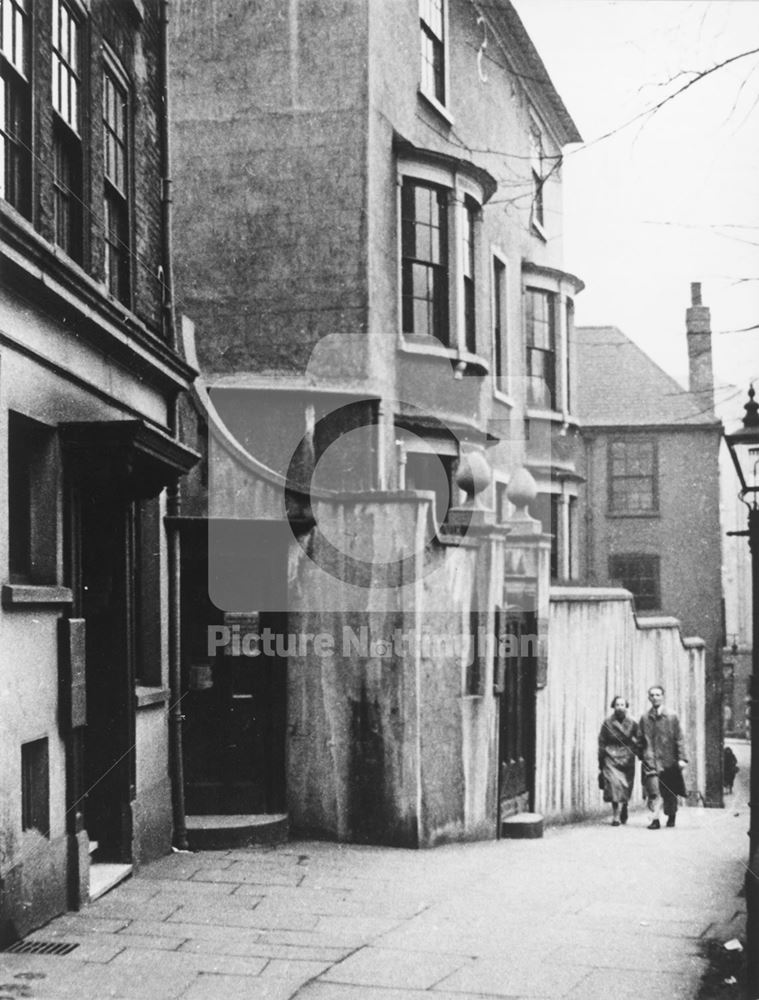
[611,819,621,827]
[647,819,661,830]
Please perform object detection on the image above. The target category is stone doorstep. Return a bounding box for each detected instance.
[186,814,289,851]
[500,812,544,839]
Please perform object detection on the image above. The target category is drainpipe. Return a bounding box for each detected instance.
[159,0,189,850]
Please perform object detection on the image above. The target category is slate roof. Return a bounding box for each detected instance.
[575,326,720,428]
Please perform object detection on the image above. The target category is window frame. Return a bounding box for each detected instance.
[607,437,659,516]
[491,249,510,402]
[401,177,450,346]
[21,736,50,836]
[0,0,32,217]
[418,0,450,120]
[102,48,132,305]
[524,286,557,412]
[529,110,547,240]
[51,0,84,262]
[609,553,661,612]
[398,158,486,363]
[7,411,59,586]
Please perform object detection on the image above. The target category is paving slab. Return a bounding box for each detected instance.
[432,957,592,997]
[319,945,469,990]
[178,972,300,1000]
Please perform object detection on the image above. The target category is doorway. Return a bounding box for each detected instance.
[498,608,537,825]
[78,493,135,866]
[180,520,287,816]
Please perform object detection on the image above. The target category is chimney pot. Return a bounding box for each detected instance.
[690,282,702,306]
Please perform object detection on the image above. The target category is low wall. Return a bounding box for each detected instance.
[537,587,706,822]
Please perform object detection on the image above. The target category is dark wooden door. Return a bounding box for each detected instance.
[180,523,287,816]
[498,609,537,824]
[79,495,135,861]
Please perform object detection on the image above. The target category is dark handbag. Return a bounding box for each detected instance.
[597,771,604,790]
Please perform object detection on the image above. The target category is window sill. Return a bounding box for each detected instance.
[400,336,456,360]
[135,686,170,708]
[526,407,564,423]
[417,89,455,127]
[606,511,660,519]
[2,584,73,607]
[399,338,489,374]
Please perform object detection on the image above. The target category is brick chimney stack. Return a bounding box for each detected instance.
[686,281,714,414]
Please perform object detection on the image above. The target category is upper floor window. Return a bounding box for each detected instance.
[0,0,31,216]
[52,0,83,260]
[419,0,445,106]
[524,287,556,410]
[399,161,488,358]
[492,254,508,395]
[103,58,131,303]
[462,198,476,354]
[609,553,660,612]
[608,439,657,514]
[565,296,574,412]
[529,119,545,235]
[52,0,80,131]
[401,179,449,345]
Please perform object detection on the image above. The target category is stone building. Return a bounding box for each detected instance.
[574,284,724,806]
[169,0,585,846]
[0,0,196,943]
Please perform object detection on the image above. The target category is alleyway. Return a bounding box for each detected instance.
[1,742,749,1000]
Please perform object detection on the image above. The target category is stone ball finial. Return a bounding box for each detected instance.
[456,449,491,504]
[506,465,537,513]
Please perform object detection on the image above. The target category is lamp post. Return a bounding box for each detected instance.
[724,385,759,999]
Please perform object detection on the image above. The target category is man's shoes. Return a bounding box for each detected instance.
[612,819,620,827]
[620,804,628,825]
[666,815,676,828]
[647,819,661,830]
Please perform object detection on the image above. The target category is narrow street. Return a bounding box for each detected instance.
[0,742,749,1000]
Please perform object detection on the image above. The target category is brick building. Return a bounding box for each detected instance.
[169,0,585,845]
[0,0,196,942]
[574,284,724,806]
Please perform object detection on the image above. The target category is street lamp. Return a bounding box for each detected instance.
[724,384,759,999]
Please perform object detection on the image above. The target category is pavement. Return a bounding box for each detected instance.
[0,740,750,1000]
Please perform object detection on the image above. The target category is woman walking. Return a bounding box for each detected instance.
[598,696,641,826]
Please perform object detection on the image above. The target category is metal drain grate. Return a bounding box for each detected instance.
[3,940,79,956]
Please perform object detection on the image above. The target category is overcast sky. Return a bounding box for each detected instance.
[511,0,759,421]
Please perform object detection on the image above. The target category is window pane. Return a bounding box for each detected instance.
[2,3,12,58]
[60,7,68,60]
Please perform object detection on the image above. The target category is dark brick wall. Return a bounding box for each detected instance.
[29,0,166,334]
[170,0,370,376]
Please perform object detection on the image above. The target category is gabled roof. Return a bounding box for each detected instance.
[474,0,582,146]
[575,326,719,428]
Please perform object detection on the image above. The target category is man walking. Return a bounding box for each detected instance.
[639,685,688,829]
